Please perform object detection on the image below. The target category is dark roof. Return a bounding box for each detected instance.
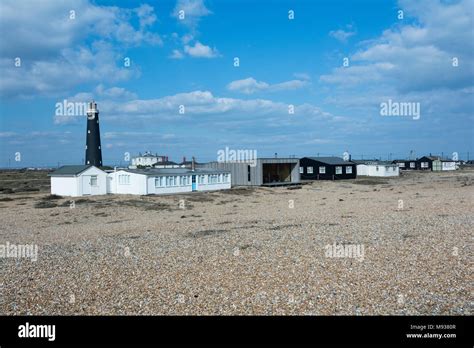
[49,165,94,176]
[120,168,230,176]
[419,156,441,161]
[153,161,178,165]
[304,157,354,165]
[419,156,455,162]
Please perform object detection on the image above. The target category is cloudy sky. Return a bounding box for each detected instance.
[0,0,473,167]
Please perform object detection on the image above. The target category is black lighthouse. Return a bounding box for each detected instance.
[85,101,103,167]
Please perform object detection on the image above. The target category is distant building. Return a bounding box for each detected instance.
[203,158,300,186]
[392,159,417,170]
[353,160,399,177]
[179,156,201,169]
[300,157,356,180]
[417,156,457,171]
[130,151,168,168]
[153,160,180,168]
[49,165,107,197]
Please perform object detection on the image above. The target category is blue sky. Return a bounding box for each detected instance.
[0,0,473,167]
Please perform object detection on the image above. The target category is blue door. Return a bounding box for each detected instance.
[192,175,196,191]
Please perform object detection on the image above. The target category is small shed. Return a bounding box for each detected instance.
[353,160,399,177]
[418,156,457,171]
[300,157,356,180]
[49,165,107,196]
[392,160,417,170]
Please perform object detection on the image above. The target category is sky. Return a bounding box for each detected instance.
[0,0,473,167]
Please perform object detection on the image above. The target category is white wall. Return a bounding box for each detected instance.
[50,166,107,197]
[51,176,79,196]
[357,164,399,177]
[106,172,232,195]
[197,182,231,191]
[147,176,192,195]
[80,167,107,195]
[442,162,456,171]
[107,170,147,195]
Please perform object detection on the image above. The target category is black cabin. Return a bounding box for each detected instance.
[300,157,357,180]
[392,159,417,170]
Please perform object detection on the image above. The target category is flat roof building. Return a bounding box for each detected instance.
[203,158,300,186]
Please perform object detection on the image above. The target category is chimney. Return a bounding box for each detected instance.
[85,101,103,167]
[183,156,186,163]
[349,154,352,161]
[191,156,195,171]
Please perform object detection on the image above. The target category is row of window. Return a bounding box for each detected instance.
[118,174,130,185]
[299,166,353,175]
[397,162,416,168]
[118,174,230,187]
[156,173,230,187]
[375,165,398,171]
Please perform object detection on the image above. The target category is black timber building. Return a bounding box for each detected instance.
[300,157,356,180]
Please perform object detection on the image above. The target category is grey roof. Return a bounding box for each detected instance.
[49,165,94,176]
[120,167,230,176]
[304,157,354,165]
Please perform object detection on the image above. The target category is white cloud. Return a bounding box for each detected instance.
[321,0,474,93]
[181,34,194,44]
[183,41,219,58]
[293,72,311,81]
[68,90,335,126]
[169,49,185,59]
[0,132,17,138]
[227,77,310,94]
[329,28,356,43]
[172,0,211,29]
[135,4,157,29]
[227,78,269,94]
[0,0,161,98]
[95,84,137,99]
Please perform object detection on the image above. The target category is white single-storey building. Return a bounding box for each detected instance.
[354,160,400,177]
[49,165,108,197]
[50,165,231,196]
[107,168,231,195]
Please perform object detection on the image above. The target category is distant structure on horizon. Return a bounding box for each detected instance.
[85,101,102,167]
[130,151,168,168]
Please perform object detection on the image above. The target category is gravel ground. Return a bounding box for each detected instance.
[0,169,472,315]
